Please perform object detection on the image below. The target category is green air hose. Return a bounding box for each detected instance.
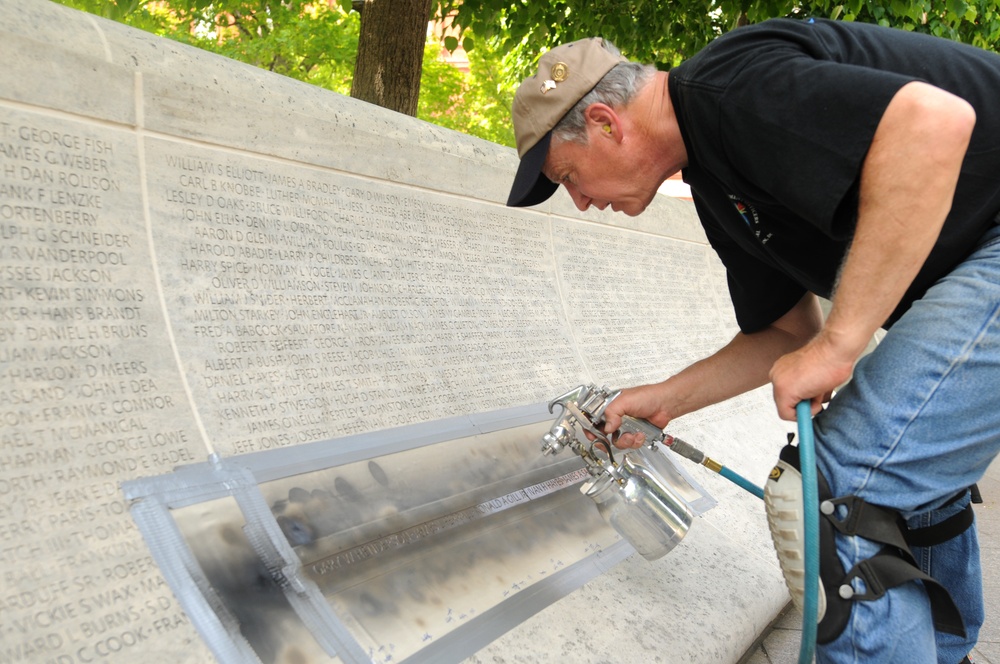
[795,400,820,664]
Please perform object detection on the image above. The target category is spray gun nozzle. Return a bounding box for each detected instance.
[541,427,570,455]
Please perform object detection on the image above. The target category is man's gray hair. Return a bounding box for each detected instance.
[552,40,657,144]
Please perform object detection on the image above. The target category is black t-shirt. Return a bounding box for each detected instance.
[669,18,1000,333]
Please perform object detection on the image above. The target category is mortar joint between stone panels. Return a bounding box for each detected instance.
[134,71,145,130]
[547,215,596,382]
[132,70,218,457]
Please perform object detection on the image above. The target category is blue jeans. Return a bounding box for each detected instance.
[812,223,1000,663]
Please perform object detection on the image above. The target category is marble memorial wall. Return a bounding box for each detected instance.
[0,1,793,663]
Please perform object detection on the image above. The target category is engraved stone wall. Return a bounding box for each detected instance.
[0,1,792,663]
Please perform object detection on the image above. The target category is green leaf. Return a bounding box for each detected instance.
[947,0,968,16]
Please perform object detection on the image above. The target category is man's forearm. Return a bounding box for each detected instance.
[665,306,820,419]
[645,293,823,423]
[605,293,822,443]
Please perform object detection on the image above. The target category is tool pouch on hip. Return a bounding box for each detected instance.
[765,443,968,644]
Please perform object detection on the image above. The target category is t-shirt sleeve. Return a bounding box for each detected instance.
[693,194,807,333]
[719,52,915,237]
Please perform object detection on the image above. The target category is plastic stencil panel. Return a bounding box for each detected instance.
[125,408,687,663]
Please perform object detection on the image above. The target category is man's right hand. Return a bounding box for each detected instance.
[602,382,674,449]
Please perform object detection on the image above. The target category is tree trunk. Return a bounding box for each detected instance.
[351,0,434,116]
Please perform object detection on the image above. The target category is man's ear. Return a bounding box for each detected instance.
[585,103,621,141]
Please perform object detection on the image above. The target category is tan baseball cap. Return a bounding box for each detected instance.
[507,38,627,207]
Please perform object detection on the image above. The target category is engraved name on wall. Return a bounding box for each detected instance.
[146,140,583,456]
[0,113,208,662]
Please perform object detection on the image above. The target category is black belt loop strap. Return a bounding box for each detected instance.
[971,483,983,504]
[905,501,975,548]
[828,487,977,549]
[841,550,966,638]
[822,495,910,551]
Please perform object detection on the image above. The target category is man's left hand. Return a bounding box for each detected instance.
[768,329,856,420]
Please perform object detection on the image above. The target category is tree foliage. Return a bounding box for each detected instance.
[418,39,516,146]
[52,0,1000,150]
[445,0,1000,75]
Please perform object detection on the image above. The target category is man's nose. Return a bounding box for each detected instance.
[565,183,592,211]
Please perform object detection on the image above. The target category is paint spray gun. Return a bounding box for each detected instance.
[542,384,696,560]
[545,386,819,663]
[543,384,765,560]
